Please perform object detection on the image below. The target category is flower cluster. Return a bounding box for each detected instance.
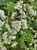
[0,10,6,20]
[14,1,23,10]
[11,21,21,31]
[28,6,36,16]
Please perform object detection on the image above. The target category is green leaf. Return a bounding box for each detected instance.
[7,2,15,11]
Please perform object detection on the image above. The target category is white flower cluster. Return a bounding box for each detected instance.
[0,20,5,30]
[28,6,36,16]
[0,31,17,48]
[11,12,17,19]
[11,29,17,35]
[11,21,21,31]
[0,20,4,27]
[14,1,23,10]
[12,42,17,47]
[21,19,28,29]
[11,20,28,32]
[5,24,11,33]
[0,10,6,20]
[0,10,6,30]
[19,10,26,18]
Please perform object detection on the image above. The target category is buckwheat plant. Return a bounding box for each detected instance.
[0,0,37,50]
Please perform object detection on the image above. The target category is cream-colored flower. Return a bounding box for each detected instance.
[2,32,8,37]
[11,21,21,31]
[9,35,16,40]
[0,20,4,27]
[19,10,24,14]
[14,4,22,10]
[17,1,23,5]
[20,30,23,34]
[0,10,4,16]
[28,6,36,16]
[1,15,6,20]
[4,39,11,44]
[11,12,17,19]
[0,10,6,19]
[15,1,23,10]
[12,42,17,47]
[23,4,26,11]
[19,10,26,18]
[11,29,17,35]
[5,24,11,33]
[21,19,28,29]
[2,32,8,40]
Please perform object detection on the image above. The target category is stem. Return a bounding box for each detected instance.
[7,11,9,24]
[34,33,37,50]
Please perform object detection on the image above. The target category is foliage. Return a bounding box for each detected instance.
[0,0,37,50]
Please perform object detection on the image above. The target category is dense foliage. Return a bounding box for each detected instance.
[0,0,37,50]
